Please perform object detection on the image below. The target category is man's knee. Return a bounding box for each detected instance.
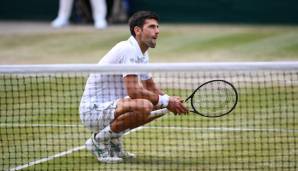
[115,98,153,117]
[136,99,153,114]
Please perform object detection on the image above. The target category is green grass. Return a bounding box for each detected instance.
[0,24,298,64]
[1,73,297,171]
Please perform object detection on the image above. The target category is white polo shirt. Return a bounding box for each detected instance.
[80,36,152,107]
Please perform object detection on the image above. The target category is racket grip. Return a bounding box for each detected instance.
[150,108,169,117]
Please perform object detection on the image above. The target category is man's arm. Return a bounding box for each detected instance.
[124,75,159,105]
[141,78,164,95]
[124,75,188,114]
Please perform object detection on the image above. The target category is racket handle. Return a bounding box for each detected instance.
[150,108,169,117]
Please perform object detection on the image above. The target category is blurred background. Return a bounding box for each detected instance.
[1,0,298,24]
[0,0,298,64]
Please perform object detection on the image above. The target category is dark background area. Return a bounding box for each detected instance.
[0,0,298,24]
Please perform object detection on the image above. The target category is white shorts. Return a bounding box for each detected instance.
[80,100,117,133]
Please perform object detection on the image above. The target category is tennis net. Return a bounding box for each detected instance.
[1,62,297,171]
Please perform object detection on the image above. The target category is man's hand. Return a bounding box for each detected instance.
[167,96,188,115]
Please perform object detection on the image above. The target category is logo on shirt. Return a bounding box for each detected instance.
[130,56,148,63]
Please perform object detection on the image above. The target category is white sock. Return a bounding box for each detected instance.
[111,129,130,139]
[95,125,113,142]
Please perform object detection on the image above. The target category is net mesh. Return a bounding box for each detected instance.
[1,63,298,171]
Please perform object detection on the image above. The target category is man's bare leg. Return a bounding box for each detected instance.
[111,98,163,132]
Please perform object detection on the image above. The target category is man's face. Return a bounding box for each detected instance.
[139,19,159,48]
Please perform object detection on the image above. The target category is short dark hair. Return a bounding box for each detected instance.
[128,11,159,37]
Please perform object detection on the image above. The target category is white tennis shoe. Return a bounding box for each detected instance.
[94,20,107,29]
[110,137,136,159]
[85,134,123,163]
[51,18,69,28]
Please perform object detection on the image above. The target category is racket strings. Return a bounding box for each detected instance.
[192,81,237,116]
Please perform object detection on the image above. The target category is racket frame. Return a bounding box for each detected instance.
[149,79,238,118]
[187,79,238,117]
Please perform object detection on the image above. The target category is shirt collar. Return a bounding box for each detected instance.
[128,36,147,57]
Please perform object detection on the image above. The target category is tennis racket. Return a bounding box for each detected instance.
[150,80,238,118]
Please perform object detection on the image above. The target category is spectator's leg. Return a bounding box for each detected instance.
[90,0,108,29]
[52,0,74,28]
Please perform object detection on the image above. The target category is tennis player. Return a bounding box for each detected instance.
[79,11,188,163]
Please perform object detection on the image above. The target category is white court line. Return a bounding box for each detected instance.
[0,123,82,127]
[9,146,85,171]
[7,126,144,171]
[2,123,298,133]
[146,126,298,133]
[6,124,298,170]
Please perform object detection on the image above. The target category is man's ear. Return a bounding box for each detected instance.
[134,26,142,36]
